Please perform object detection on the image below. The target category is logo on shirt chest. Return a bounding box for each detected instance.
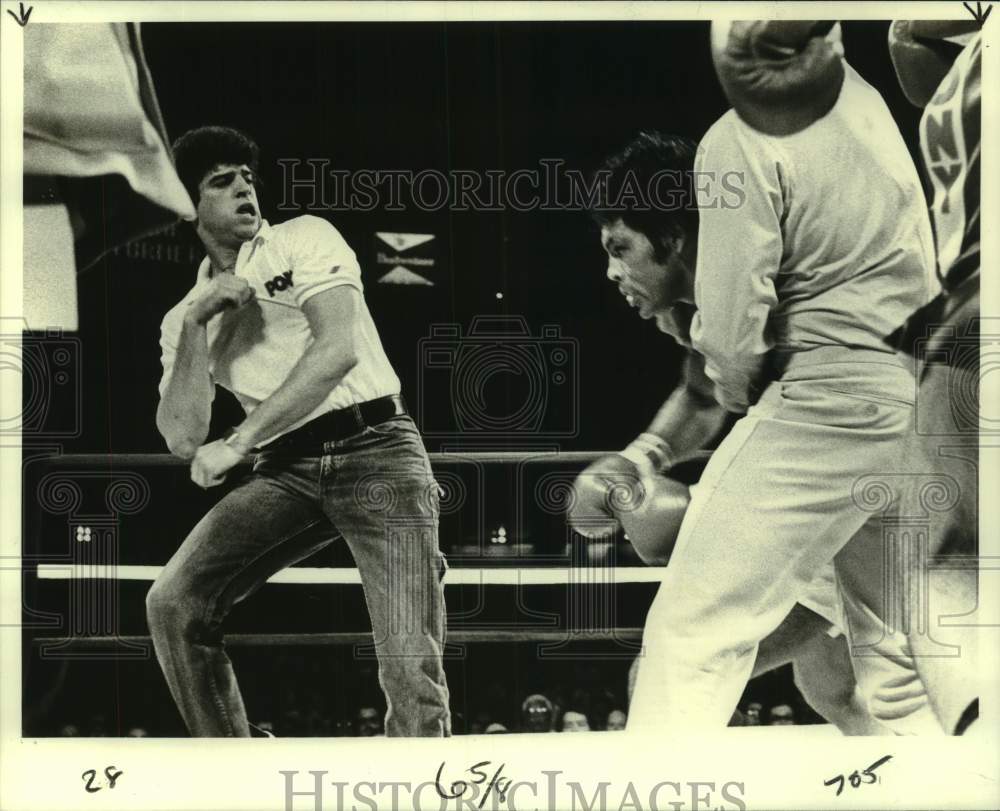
[264,270,294,297]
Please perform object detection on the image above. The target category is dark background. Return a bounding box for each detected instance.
[24,21,926,736]
[64,20,924,454]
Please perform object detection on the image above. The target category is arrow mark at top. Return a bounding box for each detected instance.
[963,1,994,27]
[7,2,33,26]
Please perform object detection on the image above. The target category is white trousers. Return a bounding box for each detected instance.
[629,353,917,731]
[797,562,941,734]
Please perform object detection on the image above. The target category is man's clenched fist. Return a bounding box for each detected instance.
[188,275,256,325]
[190,438,246,488]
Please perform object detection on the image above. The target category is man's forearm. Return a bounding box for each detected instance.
[231,341,358,450]
[702,356,762,414]
[156,314,214,457]
[645,385,729,459]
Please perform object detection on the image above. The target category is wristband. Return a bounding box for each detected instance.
[619,433,676,474]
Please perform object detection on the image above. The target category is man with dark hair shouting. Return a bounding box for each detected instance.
[147,126,450,737]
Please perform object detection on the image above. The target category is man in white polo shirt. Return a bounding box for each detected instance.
[146,126,450,737]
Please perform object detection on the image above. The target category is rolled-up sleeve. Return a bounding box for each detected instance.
[690,120,784,412]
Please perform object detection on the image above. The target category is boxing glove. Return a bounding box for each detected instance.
[618,471,691,566]
[888,20,967,108]
[711,20,845,136]
[568,453,645,540]
[616,450,709,565]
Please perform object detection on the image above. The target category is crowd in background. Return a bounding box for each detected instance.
[36,649,812,738]
[52,697,802,738]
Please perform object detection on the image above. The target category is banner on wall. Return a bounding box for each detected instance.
[372,232,438,286]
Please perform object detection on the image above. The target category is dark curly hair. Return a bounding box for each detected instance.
[172,126,260,204]
[590,131,699,262]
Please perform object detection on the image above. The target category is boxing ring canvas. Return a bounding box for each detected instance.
[1,2,998,811]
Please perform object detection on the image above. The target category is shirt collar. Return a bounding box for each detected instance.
[241,219,272,265]
[252,219,274,245]
[196,220,273,285]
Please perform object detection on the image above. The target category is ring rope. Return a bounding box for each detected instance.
[38,451,614,468]
[35,564,666,585]
[31,628,645,647]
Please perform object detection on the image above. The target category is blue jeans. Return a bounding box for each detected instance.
[146,414,450,737]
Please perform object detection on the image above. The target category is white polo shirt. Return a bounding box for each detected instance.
[159,216,401,444]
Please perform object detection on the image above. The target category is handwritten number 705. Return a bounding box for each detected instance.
[824,755,892,796]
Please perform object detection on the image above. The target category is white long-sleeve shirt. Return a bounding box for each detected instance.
[690,63,936,411]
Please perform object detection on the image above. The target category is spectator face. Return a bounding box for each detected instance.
[357,707,381,737]
[126,727,148,738]
[561,711,590,732]
[521,695,554,732]
[768,704,795,726]
[58,724,80,737]
[745,702,763,725]
[606,710,627,731]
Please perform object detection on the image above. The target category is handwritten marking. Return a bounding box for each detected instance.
[81,766,123,794]
[963,0,994,26]
[824,755,892,797]
[435,761,512,808]
[6,2,32,26]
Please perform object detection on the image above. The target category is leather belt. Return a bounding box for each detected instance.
[263,395,407,452]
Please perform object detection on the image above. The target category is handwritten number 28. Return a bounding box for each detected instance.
[81,767,123,794]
